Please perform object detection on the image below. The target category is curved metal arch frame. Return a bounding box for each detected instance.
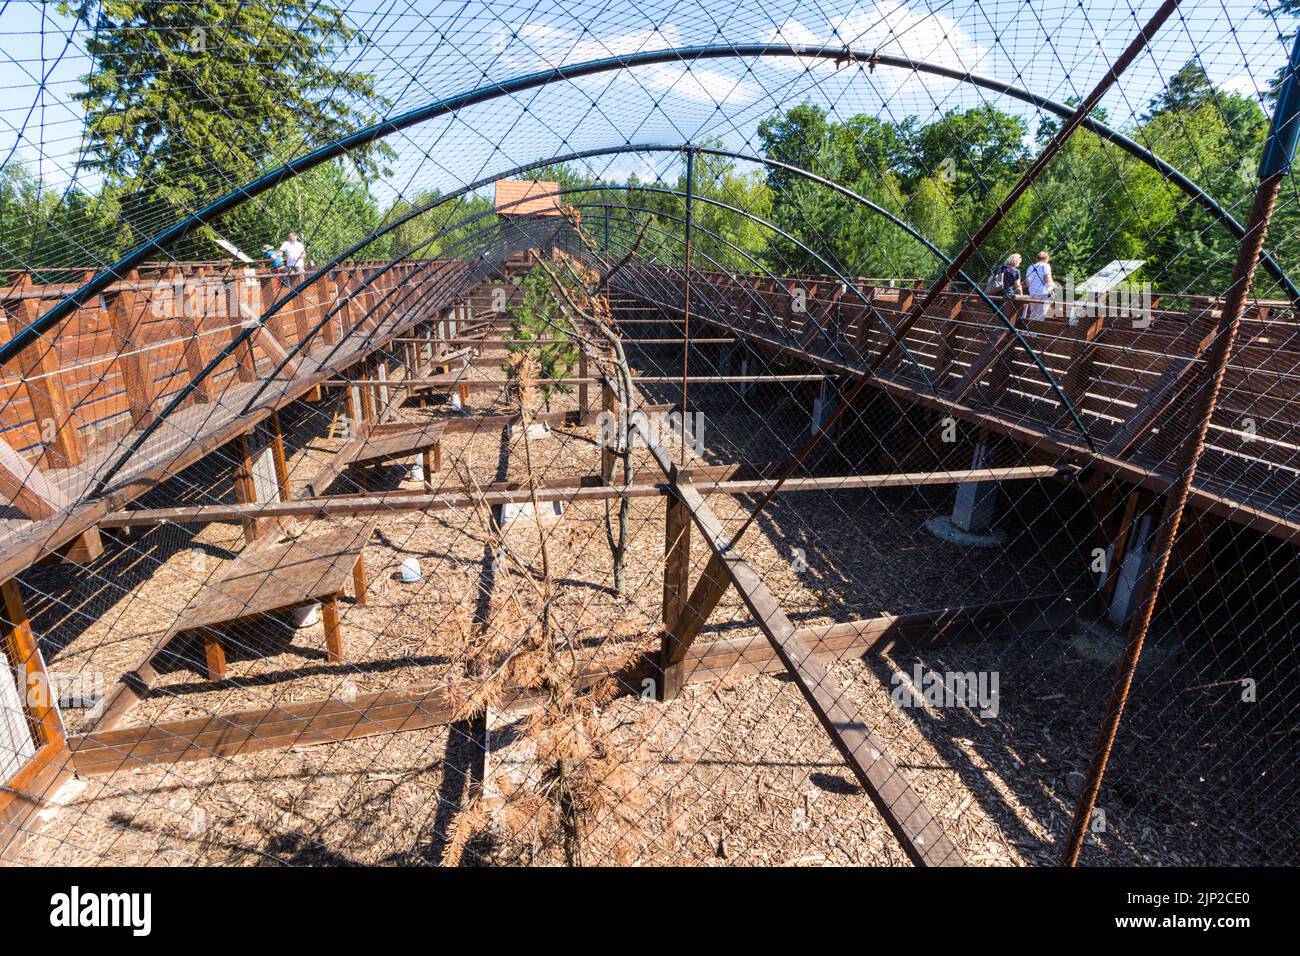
[93,141,1104,494]
[569,200,1098,450]
[8,40,1296,372]
[612,170,1095,448]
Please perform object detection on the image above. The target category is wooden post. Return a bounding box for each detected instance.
[344,380,360,439]
[228,275,261,383]
[180,268,212,403]
[1058,311,1107,427]
[2,578,62,747]
[322,595,343,663]
[320,275,340,346]
[106,271,157,428]
[269,411,291,501]
[931,295,964,388]
[659,486,692,701]
[9,299,85,470]
[294,277,318,346]
[358,358,376,424]
[201,627,227,681]
[352,554,368,605]
[233,433,262,544]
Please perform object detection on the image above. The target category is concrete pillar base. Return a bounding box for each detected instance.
[924,514,1007,548]
[951,437,1000,533]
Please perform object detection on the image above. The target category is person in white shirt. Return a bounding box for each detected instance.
[279,231,306,275]
[1025,250,1055,321]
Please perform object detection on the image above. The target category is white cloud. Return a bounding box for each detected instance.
[1220,75,1265,99]
[763,1,989,93]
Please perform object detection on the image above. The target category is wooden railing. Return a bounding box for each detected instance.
[610,264,1300,542]
[0,260,467,465]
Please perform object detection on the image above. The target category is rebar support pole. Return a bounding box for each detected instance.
[681,146,695,465]
[1061,32,1300,864]
[727,0,1181,545]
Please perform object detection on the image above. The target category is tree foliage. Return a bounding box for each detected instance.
[58,0,392,249]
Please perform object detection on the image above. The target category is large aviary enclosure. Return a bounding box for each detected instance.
[0,0,1297,867]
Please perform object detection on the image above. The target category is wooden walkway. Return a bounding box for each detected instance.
[0,261,474,580]
[607,264,1300,545]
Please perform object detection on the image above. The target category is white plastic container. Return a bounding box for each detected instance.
[291,603,321,628]
[400,557,423,583]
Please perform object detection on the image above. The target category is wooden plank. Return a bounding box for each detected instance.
[66,592,1082,775]
[180,271,213,404]
[0,437,69,521]
[167,521,375,635]
[347,421,446,467]
[0,741,73,861]
[1101,355,1199,457]
[105,274,157,428]
[663,475,963,864]
[2,578,61,747]
[82,522,377,737]
[639,431,963,865]
[101,464,1067,527]
[0,261,472,582]
[10,302,85,469]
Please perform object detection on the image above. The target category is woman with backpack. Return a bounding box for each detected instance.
[986,254,1023,317]
[1025,251,1055,321]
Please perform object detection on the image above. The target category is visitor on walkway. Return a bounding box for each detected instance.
[1026,250,1055,321]
[993,253,1023,318]
[279,231,307,276]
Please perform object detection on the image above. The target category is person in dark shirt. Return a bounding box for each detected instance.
[999,253,1023,318]
[1001,253,1023,296]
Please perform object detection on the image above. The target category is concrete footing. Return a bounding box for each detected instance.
[810,378,837,436]
[1105,514,1154,626]
[951,438,1001,534]
[924,514,1007,548]
[495,499,565,529]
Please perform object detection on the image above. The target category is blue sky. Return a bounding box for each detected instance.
[0,0,1292,209]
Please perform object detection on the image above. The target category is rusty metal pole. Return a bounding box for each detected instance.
[1061,33,1300,866]
[681,146,695,465]
[727,0,1182,545]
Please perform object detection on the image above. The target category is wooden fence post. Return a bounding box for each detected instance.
[12,298,85,470]
[106,270,157,429]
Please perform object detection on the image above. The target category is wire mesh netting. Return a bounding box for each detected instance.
[0,0,1296,867]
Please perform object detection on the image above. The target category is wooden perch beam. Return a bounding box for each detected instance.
[64,591,1083,776]
[324,374,828,387]
[640,435,965,866]
[98,465,1066,527]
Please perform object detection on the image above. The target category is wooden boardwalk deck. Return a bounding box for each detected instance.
[608,264,1300,544]
[0,261,475,580]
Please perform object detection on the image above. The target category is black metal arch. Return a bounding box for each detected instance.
[7,40,1297,372]
[91,140,1108,494]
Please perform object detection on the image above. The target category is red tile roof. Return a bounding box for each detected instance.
[494,179,564,217]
